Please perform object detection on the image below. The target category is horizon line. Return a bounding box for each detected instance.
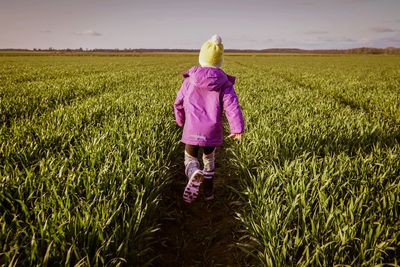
[1,46,399,51]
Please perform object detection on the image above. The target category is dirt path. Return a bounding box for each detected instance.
[154,145,249,266]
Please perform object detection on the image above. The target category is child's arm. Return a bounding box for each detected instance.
[222,85,244,137]
[174,79,188,127]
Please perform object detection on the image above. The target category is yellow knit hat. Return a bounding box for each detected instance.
[199,34,224,67]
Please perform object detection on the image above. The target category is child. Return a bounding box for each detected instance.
[174,34,244,203]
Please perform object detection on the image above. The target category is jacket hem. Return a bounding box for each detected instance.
[181,139,222,147]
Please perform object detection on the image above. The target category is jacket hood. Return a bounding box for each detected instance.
[182,66,235,91]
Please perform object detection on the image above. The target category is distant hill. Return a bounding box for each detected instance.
[1,47,400,54]
[228,47,400,54]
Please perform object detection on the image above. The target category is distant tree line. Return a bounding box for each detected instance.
[1,47,400,54]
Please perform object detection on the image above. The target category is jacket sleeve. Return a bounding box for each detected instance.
[222,85,244,134]
[174,79,187,127]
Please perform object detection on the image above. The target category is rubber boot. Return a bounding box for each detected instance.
[202,149,215,200]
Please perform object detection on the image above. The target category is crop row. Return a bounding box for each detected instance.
[1,54,399,266]
[227,55,400,266]
[1,56,190,266]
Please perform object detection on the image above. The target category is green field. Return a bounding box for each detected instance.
[1,53,399,266]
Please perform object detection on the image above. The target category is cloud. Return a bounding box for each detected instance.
[317,36,356,43]
[75,30,102,36]
[341,37,357,42]
[364,35,400,48]
[229,35,286,44]
[300,0,369,4]
[336,0,377,3]
[298,36,359,49]
[371,27,396,33]
[298,1,314,5]
[305,31,328,35]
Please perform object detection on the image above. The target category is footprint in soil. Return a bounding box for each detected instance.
[154,164,248,267]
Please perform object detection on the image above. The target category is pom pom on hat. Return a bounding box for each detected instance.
[210,34,222,45]
[199,34,224,68]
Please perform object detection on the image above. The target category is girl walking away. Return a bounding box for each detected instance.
[174,34,244,204]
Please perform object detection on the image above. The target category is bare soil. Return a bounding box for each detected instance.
[153,146,251,267]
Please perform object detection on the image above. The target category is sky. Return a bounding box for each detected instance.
[1,0,400,50]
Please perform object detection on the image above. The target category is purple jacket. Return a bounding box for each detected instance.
[174,66,244,146]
